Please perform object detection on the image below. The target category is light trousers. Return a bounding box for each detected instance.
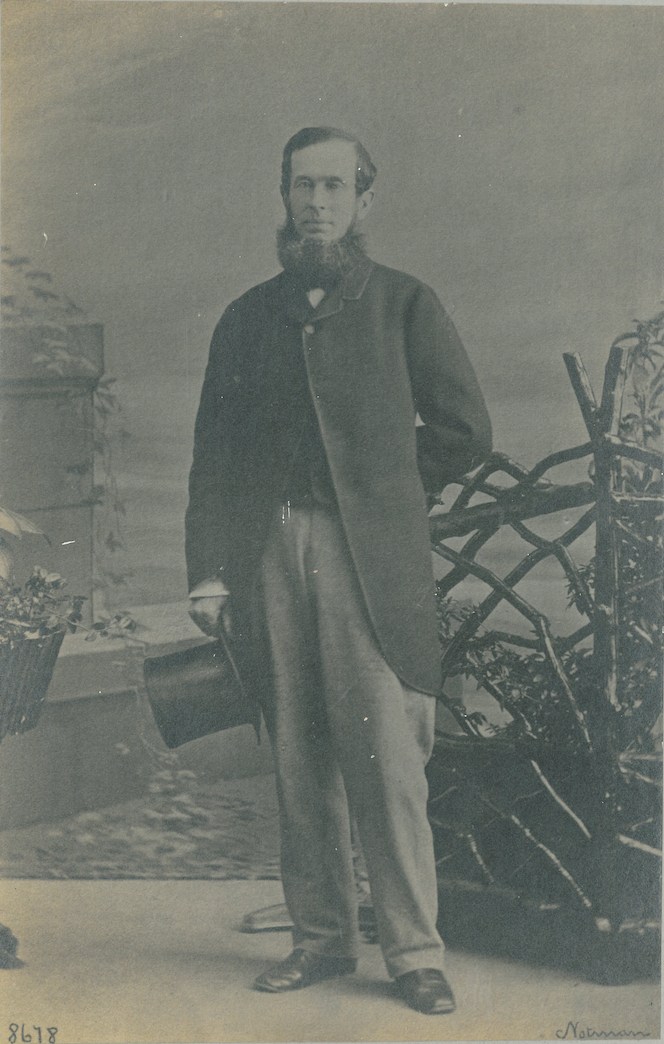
[258,504,445,978]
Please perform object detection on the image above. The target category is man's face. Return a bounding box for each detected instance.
[285,139,374,244]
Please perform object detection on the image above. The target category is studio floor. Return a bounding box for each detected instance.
[0,878,660,1044]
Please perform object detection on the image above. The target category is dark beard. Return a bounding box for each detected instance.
[276,221,368,290]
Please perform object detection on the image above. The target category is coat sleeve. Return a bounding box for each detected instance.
[185,308,239,593]
[405,283,492,496]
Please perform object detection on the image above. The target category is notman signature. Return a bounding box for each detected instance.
[556,1022,649,1040]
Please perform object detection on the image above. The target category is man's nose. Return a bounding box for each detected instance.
[310,182,328,210]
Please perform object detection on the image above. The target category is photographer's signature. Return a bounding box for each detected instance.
[556,1022,649,1040]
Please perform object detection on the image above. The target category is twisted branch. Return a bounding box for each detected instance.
[434,543,592,750]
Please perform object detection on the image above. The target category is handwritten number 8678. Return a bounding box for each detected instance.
[8,1026,57,1044]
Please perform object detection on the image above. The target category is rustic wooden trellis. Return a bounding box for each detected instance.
[426,318,663,944]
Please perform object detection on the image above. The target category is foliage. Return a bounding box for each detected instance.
[0,568,85,647]
[437,598,595,755]
[91,376,133,604]
[616,310,664,494]
[0,505,137,644]
[84,612,138,642]
[0,246,87,336]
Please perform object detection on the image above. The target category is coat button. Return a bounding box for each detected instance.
[303,324,315,335]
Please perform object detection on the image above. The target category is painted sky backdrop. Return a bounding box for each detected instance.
[2,1,663,607]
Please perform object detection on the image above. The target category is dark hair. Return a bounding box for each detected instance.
[281,127,377,198]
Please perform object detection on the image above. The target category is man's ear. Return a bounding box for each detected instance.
[356,189,375,223]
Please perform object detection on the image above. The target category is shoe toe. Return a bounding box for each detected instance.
[253,950,356,993]
[253,969,299,992]
[396,969,456,1015]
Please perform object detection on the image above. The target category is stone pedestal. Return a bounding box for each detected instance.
[0,323,103,619]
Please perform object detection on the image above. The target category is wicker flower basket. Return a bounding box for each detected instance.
[0,629,66,743]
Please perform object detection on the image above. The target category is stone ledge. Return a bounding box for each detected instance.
[47,599,207,701]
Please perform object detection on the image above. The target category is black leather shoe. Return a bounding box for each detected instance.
[253,948,357,992]
[396,968,456,1014]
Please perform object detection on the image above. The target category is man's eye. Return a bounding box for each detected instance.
[327,181,343,190]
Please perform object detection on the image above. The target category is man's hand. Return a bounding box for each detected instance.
[188,594,230,637]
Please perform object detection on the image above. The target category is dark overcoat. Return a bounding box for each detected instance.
[185,257,491,696]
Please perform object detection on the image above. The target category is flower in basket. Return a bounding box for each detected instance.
[0,567,85,648]
[0,505,86,741]
[0,505,85,646]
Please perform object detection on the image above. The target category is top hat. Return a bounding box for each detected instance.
[143,632,260,749]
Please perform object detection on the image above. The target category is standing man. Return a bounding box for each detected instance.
[186,127,491,1014]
